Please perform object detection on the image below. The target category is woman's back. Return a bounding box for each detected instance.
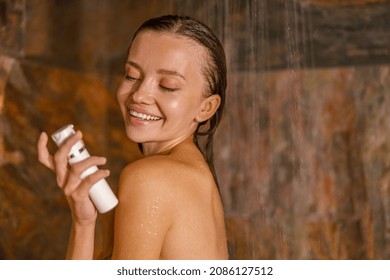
[112,138,228,259]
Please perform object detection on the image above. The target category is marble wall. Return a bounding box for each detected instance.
[1,0,389,259]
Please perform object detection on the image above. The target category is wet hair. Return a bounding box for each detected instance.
[130,15,227,187]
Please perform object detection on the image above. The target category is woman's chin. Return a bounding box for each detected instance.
[125,128,153,144]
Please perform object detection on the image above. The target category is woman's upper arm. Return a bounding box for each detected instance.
[111,162,173,259]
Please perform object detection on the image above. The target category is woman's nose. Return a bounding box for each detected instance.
[131,80,154,104]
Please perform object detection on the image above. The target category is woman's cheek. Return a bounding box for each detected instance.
[164,99,183,116]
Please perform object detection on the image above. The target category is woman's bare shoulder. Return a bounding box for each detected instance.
[118,155,191,199]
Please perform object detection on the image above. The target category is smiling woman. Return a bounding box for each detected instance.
[37,15,228,260]
[118,31,214,153]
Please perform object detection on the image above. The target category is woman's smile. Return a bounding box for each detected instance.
[129,108,163,122]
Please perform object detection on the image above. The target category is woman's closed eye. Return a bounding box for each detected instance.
[159,85,178,92]
[125,75,140,82]
[159,78,180,92]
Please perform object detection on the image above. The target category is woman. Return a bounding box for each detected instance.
[37,15,228,259]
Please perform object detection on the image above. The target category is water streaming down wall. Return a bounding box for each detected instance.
[0,0,389,259]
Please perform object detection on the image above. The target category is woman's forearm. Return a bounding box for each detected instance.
[66,222,96,260]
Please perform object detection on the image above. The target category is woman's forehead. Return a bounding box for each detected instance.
[128,31,207,74]
[130,31,205,59]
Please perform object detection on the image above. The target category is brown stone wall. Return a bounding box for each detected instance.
[219,66,390,259]
[1,0,389,259]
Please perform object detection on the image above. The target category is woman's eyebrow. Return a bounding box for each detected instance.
[126,60,186,81]
[157,69,186,81]
[126,60,142,70]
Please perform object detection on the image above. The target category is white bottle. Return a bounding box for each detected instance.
[51,124,118,213]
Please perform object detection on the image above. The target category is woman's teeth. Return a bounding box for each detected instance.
[130,110,161,121]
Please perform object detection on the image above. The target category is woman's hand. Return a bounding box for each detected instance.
[37,131,110,226]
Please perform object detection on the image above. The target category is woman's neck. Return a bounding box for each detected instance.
[141,134,195,157]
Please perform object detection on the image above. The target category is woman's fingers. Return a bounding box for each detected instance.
[65,163,110,222]
[65,168,110,225]
[70,169,110,202]
[37,132,55,170]
[63,156,108,196]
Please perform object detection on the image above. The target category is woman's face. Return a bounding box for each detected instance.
[117,31,209,155]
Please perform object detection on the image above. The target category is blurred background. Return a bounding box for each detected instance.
[1,0,390,259]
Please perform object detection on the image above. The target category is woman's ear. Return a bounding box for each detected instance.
[195,94,221,123]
